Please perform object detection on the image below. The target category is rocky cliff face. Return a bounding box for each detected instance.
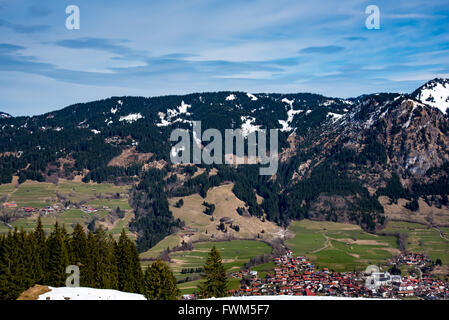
[279,80,449,229]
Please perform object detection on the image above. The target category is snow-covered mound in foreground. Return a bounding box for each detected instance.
[210,295,390,300]
[38,287,147,300]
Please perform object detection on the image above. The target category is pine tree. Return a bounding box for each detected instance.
[34,217,46,245]
[45,222,69,287]
[33,217,47,284]
[70,223,88,286]
[93,227,118,289]
[198,245,228,298]
[84,230,98,287]
[0,230,25,299]
[143,259,180,300]
[69,223,88,265]
[105,233,119,289]
[115,229,143,293]
[20,228,39,289]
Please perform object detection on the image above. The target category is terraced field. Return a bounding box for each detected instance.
[0,180,133,237]
[8,182,58,208]
[142,239,272,294]
[382,221,449,265]
[286,220,400,272]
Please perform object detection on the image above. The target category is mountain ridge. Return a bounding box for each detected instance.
[2,79,449,251]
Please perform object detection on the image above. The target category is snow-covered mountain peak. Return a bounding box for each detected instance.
[413,78,449,114]
[0,111,11,119]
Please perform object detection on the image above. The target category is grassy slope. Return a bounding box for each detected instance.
[0,180,132,237]
[382,221,449,264]
[286,220,399,272]
[168,183,281,242]
[142,240,272,295]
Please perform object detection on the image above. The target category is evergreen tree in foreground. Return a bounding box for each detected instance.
[0,221,146,300]
[45,222,69,287]
[115,229,144,293]
[198,245,228,298]
[143,259,180,300]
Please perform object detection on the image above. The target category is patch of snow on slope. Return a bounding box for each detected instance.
[38,287,146,300]
[327,112,344,121]
[156,119,171,127]
[156,101,191,126]
[240,116,260,136]
[321,99,335,107]
[226,94,236,101]
[279,98,303,132]
[178,100,191,114]
[403,100,418,129]
[119,113,143,123]
[281,98,294,107]
[0,112,11,119]
[246,93,258,101]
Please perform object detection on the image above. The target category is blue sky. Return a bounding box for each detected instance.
[0,0,448,116]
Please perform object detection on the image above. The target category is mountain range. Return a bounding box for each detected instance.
[1,78,449,251]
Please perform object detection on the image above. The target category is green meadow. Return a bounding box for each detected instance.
[0,180,133,237]
[382,221,449,265]
[141,240,272,295]
[286,220,399,272]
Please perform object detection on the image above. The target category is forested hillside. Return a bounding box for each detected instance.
[2,79,449,252]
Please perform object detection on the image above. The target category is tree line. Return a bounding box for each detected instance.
[0,219,229,300]
[0,219,179,300]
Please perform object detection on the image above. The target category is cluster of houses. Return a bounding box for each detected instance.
[81,205,98,214]
[40,205,64,215]
[229,250,449,300]
[386,252,431,268]
[2,202,60,215]
[2,202,18,208]
[2,202,102,216]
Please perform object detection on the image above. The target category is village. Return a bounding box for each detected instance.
[228,251,449,300]
[2,201,100,215]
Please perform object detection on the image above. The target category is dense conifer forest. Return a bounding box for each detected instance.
[0,219,144,299]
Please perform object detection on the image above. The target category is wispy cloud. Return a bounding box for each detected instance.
[0,18,50,33]
[343,36,368,41]
[0,43,25,53]
[0,0,449,115]
[27,5,52,18]
[53,37,148,60]
[385,13,442,19]
[299,45,345,54]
